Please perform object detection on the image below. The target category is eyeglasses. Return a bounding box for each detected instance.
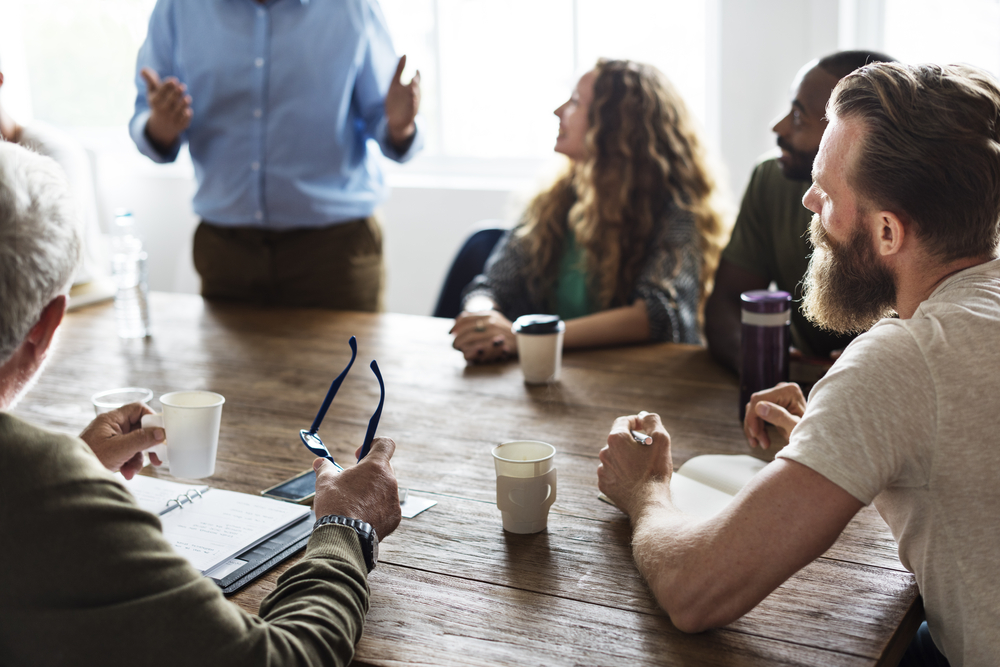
[299,336,384,470]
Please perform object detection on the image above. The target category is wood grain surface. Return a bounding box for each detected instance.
[13,293,921,666]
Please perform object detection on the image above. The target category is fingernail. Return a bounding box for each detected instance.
[757,403,770,418]
[154,428,165,441]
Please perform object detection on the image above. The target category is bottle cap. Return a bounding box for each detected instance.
[511,314,565,335]
[740,290,791,314]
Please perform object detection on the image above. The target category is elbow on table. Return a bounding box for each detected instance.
[653,578,744,635]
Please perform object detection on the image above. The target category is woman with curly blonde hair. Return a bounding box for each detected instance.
[451,59,729,362]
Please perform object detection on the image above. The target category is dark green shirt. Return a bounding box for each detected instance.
[554,229,595,320]
[722,157,857,357]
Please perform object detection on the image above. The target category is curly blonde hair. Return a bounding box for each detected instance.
[516,59,728,316]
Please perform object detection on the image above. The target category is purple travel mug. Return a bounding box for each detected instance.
[739,290,791,421]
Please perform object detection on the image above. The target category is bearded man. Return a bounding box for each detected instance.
[705,50,894,373]
[599,62,1000,667]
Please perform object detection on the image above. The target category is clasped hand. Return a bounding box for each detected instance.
[743,381,806,450]
[450,310,516,363]
[598,412,673,519]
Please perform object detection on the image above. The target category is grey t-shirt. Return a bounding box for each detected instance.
[777,259,1000,667]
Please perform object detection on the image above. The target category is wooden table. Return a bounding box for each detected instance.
[15,293,921,666]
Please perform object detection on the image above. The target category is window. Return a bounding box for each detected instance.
[380,0,710,160]
[883,0,1000,77]
[0,0,156,129]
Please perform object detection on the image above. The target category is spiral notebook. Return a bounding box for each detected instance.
[122,475,313,593]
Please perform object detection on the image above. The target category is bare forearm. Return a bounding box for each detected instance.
[563,300,650,349]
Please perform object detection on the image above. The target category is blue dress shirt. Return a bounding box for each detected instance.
[129,0,423,229]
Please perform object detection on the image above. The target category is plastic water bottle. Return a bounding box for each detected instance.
[110,211,151,338]
[739,290,791,421]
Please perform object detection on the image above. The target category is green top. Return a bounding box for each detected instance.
[722,157,857,357]
[554,228,595,320]
[0,412,370,667]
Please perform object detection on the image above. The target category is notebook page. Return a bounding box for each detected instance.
[669,474,737,519]
[120,474,209,515]
[159,488,310,573]
[675,455,767,497]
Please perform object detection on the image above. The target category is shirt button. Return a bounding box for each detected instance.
[255,58,264,68]
[251,161,260,171]
[255,211,263,221]
[253,109,262,119]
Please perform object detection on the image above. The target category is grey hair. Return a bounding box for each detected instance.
[0,141,82,365]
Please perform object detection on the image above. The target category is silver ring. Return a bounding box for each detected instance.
[475,319,486,332]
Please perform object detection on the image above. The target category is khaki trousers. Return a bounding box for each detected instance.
[193,217,384,311]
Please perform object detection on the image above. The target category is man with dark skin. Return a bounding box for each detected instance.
[705,51,894,374]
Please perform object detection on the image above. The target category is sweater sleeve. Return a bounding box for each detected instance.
[0,415,369,667]
[632,205,702,344]
[461,230,543,319]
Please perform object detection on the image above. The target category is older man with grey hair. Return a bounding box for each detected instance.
[0,140,403,666]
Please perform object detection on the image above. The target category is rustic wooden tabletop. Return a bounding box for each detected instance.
[14,293,921,666]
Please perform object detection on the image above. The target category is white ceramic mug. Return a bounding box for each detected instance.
[511,315,565,384]
[492,440,557,534]
[141,391,225,479]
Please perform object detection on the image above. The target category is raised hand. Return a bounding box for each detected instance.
[141,67,193,152]
[384,55,421,149]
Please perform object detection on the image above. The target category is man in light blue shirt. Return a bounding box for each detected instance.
[129,0,422,310]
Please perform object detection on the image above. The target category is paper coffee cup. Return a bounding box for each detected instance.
[511,315,565,384]
[492,440,557,534]
[141,391,225,479]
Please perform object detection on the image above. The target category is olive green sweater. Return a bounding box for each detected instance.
[0,413,369,667]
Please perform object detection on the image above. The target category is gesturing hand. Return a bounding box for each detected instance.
[384,55,421,149]
[598,411,673,519]
[450,309,516,363]
[313,436,401,540]
[744,382,806,450]
[141,67,193,152]
[79,402,165,480]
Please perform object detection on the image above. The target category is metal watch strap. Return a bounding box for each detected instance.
[314,514,378,572]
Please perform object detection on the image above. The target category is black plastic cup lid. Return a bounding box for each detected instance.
[511,314,565,334]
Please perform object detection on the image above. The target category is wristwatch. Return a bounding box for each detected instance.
[314,515,379,573]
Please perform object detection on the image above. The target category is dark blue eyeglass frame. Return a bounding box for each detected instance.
[299,336,385,470]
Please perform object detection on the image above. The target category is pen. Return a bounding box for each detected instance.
[631,430,652,445]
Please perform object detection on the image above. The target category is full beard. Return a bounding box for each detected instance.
[802,214,897,334]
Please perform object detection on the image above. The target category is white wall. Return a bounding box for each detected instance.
[78,2,853,317]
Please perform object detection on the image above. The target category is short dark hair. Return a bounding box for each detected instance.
[830,62,1000,261]
[818,50,896,80]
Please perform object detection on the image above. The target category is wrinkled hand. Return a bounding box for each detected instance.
[450,309,516,363]
[384,55,420,148]
[598,411,673,519]
[313,436,401,540]
[79,402,165,480]
[141,67,193,151]
[744,382,806,450]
